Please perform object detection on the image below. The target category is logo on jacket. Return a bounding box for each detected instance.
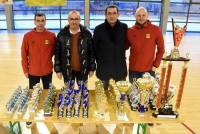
[44,40,49,45]
[146,34,150,39]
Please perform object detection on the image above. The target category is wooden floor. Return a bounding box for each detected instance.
[0,32,200,134]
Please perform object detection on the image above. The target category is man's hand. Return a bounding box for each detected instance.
[152,66,157,71]
[88,71,94,78]
[24,73,28,78]
[56,72,63,80]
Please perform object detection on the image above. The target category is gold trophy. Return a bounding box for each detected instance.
[116,81,131,119]
[136,73,154,113]
[95,80,108,119]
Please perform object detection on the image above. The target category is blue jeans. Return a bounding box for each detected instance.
[129,70,155,83]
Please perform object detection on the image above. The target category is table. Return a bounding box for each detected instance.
[0,90,182,134]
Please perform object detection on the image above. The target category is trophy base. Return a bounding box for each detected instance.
[152,109,179,118]
[149,100,156,110]
[44,112,52,116]
[170,48,180,59]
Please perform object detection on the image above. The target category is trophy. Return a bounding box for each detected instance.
[17,87,30,115]
[136,73,155,113]
[43,84,56,116]
[128,79,140,111]
[6,86,22,113]
[94,80,108,119]
[57,85,68,118]
[66,80,75,118]
[73,81,83,117]
[29,83,43,113]
[153,54,190,118]
[116,80,131,119]
[170,18,186,59]
[82,81,89,118]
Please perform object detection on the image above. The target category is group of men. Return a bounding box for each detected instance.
[21,5,165,90]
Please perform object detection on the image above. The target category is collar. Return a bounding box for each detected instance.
[69,27,81,34]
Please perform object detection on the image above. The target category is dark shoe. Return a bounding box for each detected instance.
[147,123,154,127]
[26,122,32,128]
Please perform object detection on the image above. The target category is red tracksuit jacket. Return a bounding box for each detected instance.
[126,20,165,72]
[21,28,56,76]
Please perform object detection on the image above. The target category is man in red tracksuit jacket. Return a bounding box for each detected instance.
[21,13,56,89]
[126,7,165,82]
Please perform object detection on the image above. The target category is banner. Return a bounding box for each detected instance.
[0,0,12,4]
[25,0,66,6]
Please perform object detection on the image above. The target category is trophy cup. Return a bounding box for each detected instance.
[170,18,186,59]
[116,80,131,119]
[136,73,155,113]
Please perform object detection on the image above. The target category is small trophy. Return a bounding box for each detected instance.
[73,81,83,117]
[43,84,56,116]
[128,80,140,111]
[17,87,30,115]
[82,81,89,118]
[66,80,75,118]
[29,83,43,113]
[6,86,22,113]
[136,73,155,113]
[116,80,131,119]
[57,86,68,118]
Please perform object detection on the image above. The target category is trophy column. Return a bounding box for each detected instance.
[153,54,190,118]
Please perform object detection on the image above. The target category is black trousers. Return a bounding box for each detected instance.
[64,70,87,84]
[29,72,52,89]
[129,70,155,83]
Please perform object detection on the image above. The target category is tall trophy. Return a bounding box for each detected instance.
[82,81,89,118]
[66,80,75,118]
[136,73,155,113]
[94,80,108,119]
[73,81,83,117]
[108,79,120,111]
[153,54,190,118]
[116,80,131,120]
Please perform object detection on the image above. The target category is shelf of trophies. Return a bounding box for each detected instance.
[0,75,185,124]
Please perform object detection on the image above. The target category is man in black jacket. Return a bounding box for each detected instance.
[54,10,96,83]
[93,5,128,89]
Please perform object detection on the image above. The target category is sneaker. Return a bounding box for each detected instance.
[26,122,32,128]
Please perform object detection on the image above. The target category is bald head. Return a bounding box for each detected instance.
[135,7,148,25]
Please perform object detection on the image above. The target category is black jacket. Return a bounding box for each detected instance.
[54,25,96,81]
[93,20,128,81]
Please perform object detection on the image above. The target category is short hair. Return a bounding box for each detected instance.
[105,5,119,15]
[68,10,80,19]
[135,6,148,16]
[34,13,46,20]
